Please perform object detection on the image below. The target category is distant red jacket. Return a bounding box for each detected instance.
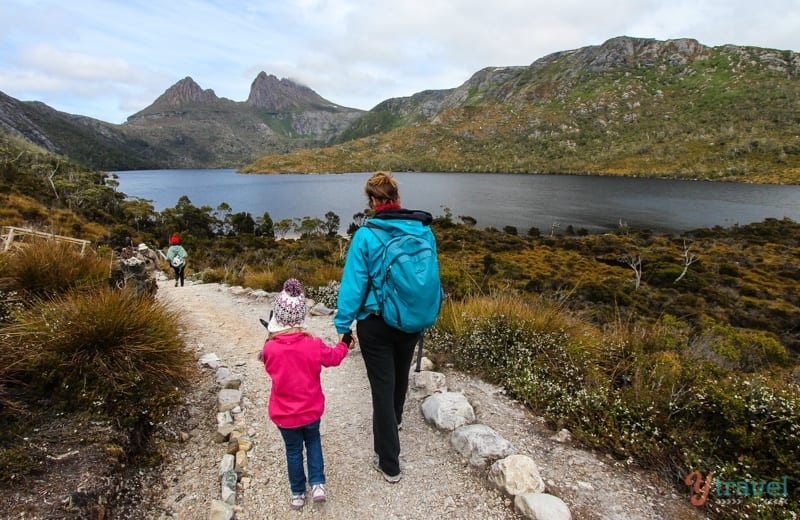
[261,331,348,429]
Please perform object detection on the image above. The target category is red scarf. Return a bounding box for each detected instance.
[373,202,402,214]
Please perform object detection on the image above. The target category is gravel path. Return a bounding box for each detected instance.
[152,279,708,520]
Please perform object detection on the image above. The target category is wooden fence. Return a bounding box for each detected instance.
[1,226,91,255]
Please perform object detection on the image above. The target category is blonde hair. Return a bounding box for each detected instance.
[365,171,399,206]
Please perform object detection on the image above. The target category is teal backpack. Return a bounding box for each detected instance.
[367,223,443,333]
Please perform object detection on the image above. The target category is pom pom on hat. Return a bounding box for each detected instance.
[268,278,307,333]
[170,233,180,245]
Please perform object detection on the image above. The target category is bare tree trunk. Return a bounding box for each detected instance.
[674,240,698,283]
[48,162,60,199]
[621,254,643,290]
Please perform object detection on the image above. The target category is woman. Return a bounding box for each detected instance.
[334,171,440,483]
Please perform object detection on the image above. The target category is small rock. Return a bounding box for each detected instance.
[209,500,234,520]
[215,367,232,384]
[411,371,447,397]
[215,424,236,443]
[235,449,248,471]
[219,454,235,475]
[217,411,233,427]
[226,439,239,455]
[411,356,435,371]
[199,353,220,369]
[310,302,335,316]
[550,428,572,443]
[221,470,238,505]
[218,389,242,412]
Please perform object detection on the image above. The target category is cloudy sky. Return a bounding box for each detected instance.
[1,0,798,124]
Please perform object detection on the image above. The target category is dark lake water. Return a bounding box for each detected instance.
[113,169,800,234]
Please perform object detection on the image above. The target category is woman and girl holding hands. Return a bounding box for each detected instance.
[260,171,442,510]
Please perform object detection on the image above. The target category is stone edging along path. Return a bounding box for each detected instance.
[156,280,705,520]
[201,352,572,520]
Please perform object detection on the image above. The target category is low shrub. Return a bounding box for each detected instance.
[244,269,283,291]
[303,265,342,289]
[306,280,340,309]
[427,294,800,518]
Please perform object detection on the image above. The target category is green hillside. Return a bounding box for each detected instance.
[243,37,800,184]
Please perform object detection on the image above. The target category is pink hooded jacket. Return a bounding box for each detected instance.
[261,331,348,429]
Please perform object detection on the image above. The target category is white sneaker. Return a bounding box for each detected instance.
[373,454,402,483]
[311,483,327,502]
[290,493,305,510]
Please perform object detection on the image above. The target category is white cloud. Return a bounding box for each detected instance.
[20,45,141,82]
[0,0,798,123]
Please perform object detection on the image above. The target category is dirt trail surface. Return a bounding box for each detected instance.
[152,280,707,520]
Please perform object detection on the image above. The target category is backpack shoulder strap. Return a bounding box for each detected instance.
[365,220,390,244]
[364,221,386,280]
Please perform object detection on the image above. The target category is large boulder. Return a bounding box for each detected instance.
[514,492,571,520]
[450,424,515,467]
[489,454,546,495]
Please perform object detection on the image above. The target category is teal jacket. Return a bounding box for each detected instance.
[334,209,436,334]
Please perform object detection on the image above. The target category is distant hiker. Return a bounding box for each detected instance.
[165,233,188,287]
[136,242,159,272]
[261,278,353,510]
[334,171,443,483]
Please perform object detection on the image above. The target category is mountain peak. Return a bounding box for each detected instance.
[152,76,220,107]
[127,77,221,120]
[246,72,333,111]
[165,77,219,103]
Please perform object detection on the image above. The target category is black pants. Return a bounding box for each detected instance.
[172,265,185,286]
[356,315,419,477]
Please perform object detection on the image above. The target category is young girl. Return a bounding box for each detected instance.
[261,278,353,510]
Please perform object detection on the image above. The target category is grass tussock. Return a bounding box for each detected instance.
[1,287,194,448]
[0,239,109,300]
[427,294,800,518]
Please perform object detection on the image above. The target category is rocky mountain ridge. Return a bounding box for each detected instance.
[339,36,796,139]
[1,36,798,182]
[0,72,364,170]
[244,36,800,184]
[0,90,165,170]
[120,72,363,168]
